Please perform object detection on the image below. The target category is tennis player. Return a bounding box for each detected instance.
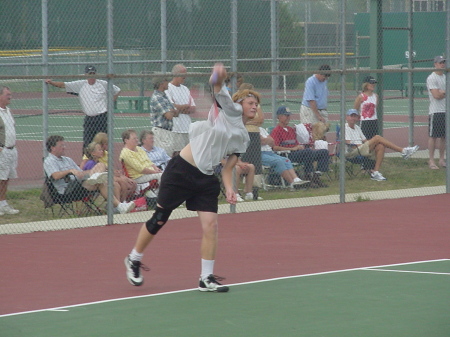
[124,63,259,292]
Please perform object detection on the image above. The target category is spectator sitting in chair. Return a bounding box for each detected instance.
[259,127,309,191]
[119,129,163,187]
[270,106,329,187]
[345,109,419,181]
[44,135,135,214]
[83,141,136,202]
[80,132,137,201]
[218,157,262,202]
[139,130,172,171]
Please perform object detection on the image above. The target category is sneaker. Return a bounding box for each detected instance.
[370,171,387,181]
[124,256,148,286]
[198,274,229,292]
[402,145,419,159]
[292,177,310,186]
[85,172,108,185]
[236,194,245,202]
[0,205,19,215]
[116,201,135,214]
[244,192,263,201]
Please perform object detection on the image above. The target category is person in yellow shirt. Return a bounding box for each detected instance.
[119,129,162,184]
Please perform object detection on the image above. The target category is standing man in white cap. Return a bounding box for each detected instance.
[426,56,447,169]
[45,65,121,151]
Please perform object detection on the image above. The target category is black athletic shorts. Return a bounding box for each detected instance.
[157,155,221,213]
[429,112,446,138]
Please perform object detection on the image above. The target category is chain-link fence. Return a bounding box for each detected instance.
[0,0,448,234]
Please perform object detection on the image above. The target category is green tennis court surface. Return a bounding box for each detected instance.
[2,259,449,337]
[11,94,430,143]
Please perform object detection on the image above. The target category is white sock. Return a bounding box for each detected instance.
[129,248,143,262]
[201,259,215,280]
[293,177,301,182]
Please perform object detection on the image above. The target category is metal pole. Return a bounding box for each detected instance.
[106,0,115,223]
[161,0,167,73]
[407,0,414,146]
[271,0,277,124]
[230,0,238,213]
[42,0,49,158]
[231,0,238,95]
[339,0,347,203]
[446,0,450,191]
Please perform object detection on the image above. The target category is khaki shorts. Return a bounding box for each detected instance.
[152,127,180,157]
[299,105,328,124]
[346,142,376,160]
[0,148,18,180]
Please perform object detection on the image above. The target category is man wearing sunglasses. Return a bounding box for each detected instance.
[300,64,331,124]
[426,56,447,169]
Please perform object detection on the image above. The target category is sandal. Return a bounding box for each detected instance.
[429,164,439,170]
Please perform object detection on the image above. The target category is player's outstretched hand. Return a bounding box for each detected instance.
[210,63,227,87]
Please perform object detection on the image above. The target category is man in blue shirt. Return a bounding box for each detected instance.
[300,64,331,124]
[139,130,172,170]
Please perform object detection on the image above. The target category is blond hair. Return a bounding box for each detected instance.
[232,89,261,104]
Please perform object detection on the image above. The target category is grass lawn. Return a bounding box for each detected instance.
[0,157,445,226]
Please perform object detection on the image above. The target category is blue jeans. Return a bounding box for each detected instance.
[261,151,293,174]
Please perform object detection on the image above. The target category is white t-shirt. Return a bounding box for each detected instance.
[345,123,366,150]
[0,107,16,147]
[259,127,272,152]
[64,80,120,116]
[165,83,196,133]
[426,72,446,114]
[189,85,249,175]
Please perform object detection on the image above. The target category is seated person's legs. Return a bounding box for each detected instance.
[313,149,329,173]
[236,163,256,200]
[288,148,314,175]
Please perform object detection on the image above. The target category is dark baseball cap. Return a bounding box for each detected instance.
[363,76,377,84]
[85,65,97,74]
[276,106,291,116]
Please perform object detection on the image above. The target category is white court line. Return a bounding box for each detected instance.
[362,268,450,276]
[1,258,448,318]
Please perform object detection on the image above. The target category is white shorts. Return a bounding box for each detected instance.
[299,105,328,124]
[152,127,182,157]
[0,147,18,180]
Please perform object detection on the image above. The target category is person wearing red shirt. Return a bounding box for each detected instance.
[270,106,329,187]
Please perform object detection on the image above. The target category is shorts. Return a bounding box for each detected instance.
[429,112,446,138]
[360,119,378,140]
[346,142,375,160]
[62,180,90,202]
[157,155,220,213]
[299,105,328,124]
[171,132,190,152]
[152,127,181,157]
[0,147,18,180]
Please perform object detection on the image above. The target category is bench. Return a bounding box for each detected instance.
[114,96,151,113]
[403,83,427,98]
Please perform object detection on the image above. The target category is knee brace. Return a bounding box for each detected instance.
[145,206,172,235]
